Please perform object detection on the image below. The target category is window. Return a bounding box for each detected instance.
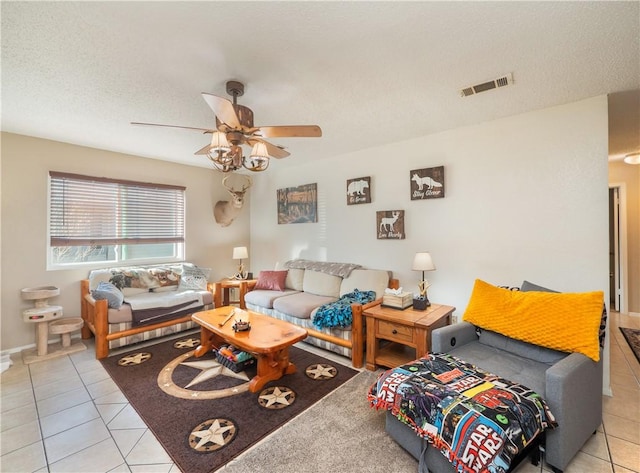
[48,172,185,269]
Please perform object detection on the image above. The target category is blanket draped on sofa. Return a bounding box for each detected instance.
[312,290,376,328]
[284,259,362,278]
[368,353,557,473]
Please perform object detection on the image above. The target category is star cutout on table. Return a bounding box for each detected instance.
[180,359,249,388]
[258,386,296,409]
[189,418,236,451]
[118,352,152,366]
[305,363,337,380]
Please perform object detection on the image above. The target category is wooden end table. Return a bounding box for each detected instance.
[364,303,455,371]
[214,278,258,309]
[192,307,308,393]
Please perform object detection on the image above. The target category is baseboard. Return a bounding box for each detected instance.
[0,333,84,357]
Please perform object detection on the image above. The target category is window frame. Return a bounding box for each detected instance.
[47,172,186,270]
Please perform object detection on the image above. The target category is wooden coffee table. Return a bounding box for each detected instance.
[192,307,308,393]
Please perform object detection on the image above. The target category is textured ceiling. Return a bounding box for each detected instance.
[2,1,639,170]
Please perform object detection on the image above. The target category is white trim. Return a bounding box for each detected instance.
[609,182,629,314]
[0,333,84,356]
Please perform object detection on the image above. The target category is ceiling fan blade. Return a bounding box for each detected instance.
[194,143,213,155]
[201,93,241,129]
[254,125,322,138]
[248,138,291,159]
[131,122,213,133]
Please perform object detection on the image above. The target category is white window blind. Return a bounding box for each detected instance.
[49,172,185,247]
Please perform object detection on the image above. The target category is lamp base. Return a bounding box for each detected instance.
[412,298,430,311]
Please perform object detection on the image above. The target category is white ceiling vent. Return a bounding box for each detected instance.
[460,73,514,97]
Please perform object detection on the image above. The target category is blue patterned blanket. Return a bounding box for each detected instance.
[369,353,557,473]
[312,289,376,328]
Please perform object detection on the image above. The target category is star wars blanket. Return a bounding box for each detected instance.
[368,353,557,473]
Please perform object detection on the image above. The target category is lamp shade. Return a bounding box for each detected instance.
[250,142,269,160]
[412,252,435,271]
[232,246,248,260]
[210,131,231,153]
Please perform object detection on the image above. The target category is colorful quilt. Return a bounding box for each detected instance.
[368,353,557,473]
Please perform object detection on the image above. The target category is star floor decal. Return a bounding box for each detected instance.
[180,359,250,388]
[188,418,237,452]
[118,352,152,366]
[173,337,200,349]
[258,386,296,409]
[157,350,251,400]
[305,363,337,380]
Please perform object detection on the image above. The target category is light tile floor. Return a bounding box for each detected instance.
[1,313,639,473]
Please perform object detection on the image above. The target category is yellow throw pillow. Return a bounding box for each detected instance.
[463,279,603,361]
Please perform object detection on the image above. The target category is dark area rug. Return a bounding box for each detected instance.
[620,327,640,364]
[100,335,358,473]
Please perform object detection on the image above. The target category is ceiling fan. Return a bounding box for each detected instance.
[132,80,322,172]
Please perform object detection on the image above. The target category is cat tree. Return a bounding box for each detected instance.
[21,286,85,364]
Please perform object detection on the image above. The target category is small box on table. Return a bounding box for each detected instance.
[382,292,413,310]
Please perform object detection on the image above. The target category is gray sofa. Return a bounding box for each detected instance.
[385,318,604,473]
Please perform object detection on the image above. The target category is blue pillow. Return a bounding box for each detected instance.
[92,282,124,309]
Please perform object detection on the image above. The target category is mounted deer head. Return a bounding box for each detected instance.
[213,175,253,227]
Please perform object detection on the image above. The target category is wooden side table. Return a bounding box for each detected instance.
[214,279,258,309]
[364,303,455,371]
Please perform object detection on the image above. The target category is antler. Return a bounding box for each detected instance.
[222,175,253,193]
[240,175,253,191]
[222,175,233,192]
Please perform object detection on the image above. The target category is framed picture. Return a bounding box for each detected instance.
[346,176,371,205]
[376,210,405,239]
[277,183,318,224]
[410,166,445,200]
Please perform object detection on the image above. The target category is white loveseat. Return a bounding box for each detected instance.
[244,259,394,367]
[81,263,213,359]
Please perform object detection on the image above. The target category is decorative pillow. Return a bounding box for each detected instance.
[178,265,210,291]
[147,266,180,287]
[91,282,124,309]
[255,270,288,291]
[108,267,157,290]
[463,279,604,361]
[521,280,607,349]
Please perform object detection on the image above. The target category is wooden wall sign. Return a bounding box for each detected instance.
[410,166,445,200]
[346,176,371,205]
[277,183,318,224]
[376,210,405,239]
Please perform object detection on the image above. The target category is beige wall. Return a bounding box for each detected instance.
[250,96,612,393]
[1,133,251,351]
[250,96,610,312]
[609,160,640,313]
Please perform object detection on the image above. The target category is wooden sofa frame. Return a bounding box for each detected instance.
[80,279,214,359]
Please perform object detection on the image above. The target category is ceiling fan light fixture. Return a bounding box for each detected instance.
[209,131,230,153]
[623,152,640,165]
[132,80,319,174]
[242,142,270,172]
[250,142,269,160]
[244,156,270,172]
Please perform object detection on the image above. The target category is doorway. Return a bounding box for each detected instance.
[609,184,628,312]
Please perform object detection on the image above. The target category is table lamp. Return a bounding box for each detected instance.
[232,246,249,280]
[412,252,435,310]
